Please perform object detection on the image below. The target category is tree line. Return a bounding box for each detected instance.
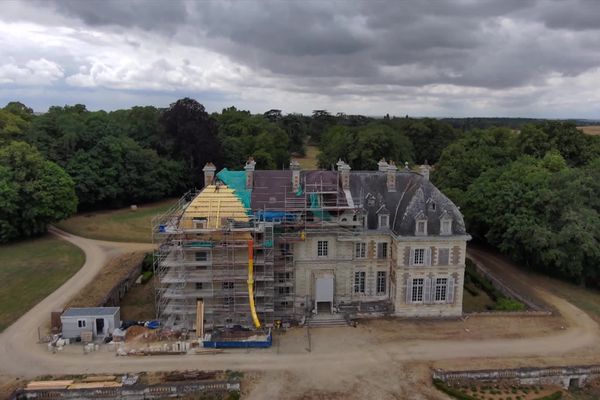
[2,93,599,293]
[433,122,600,287]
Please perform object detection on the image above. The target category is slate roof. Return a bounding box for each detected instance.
[348,171,467,236]
[223,168,466,237]
[62,307,120,317]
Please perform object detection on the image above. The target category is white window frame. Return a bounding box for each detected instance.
[440,219,452,235]
[378,214,389,229]
[77,319,86,328]
[377,242,388,259]
[195,282,203,290]
[317,240,329,257]
[413,248,426,265]
[353,271,366,294]
[222,281,234,290]
[416,220,427,236]
[411,278,424,303]
[376,271,387,295]
[434,278,448,302]
[354,242,366,259]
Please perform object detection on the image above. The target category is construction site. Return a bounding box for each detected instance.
[152,160,355,332]
[152,158,469,334]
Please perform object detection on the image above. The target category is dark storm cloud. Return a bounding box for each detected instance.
[3,0,600,116]
[35,0,600,91]
[40,0,189,32]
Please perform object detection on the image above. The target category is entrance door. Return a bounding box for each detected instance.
[96,318,105,335]
[315,275,334,314]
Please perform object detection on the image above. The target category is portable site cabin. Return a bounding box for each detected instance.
[60,307,120,340]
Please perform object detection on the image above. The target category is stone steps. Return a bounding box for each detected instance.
[307,317,349,328]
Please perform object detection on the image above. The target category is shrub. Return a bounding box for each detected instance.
[433,379,478,400]
[495,298,525,311]
[141,252,153,272]
[141,270,153,284]
[532,392,562,400]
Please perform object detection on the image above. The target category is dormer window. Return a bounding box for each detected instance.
[193,217,207,229]
[378,214,389,229]
[441,219,452,235]
[440,211,452,235]
[416,220,427,236]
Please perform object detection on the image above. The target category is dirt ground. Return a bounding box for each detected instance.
[3,231,600,400]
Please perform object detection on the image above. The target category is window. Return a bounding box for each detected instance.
[195,251,208,262]
[377,242,388,259]
[193,218,207,229]
[195,282,203,290]
[77,319,86,328]
[411,278,424,302]
[435,278,448,302]
[354,242,366,258]
[317,240,328,257]
[278,286,291,295]
[224,297,234,306]
[277,272,292,283]
[222,281,234,290]
[353,271,366,294]
[438,248,450,266]
[379,214,389,229]
[413,248,425,265]
[441,219,452,235]
[416,220,427,236]
[376,271,387,295]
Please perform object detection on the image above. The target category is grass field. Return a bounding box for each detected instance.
[297,145,320,169]
[0,235,85,332]
[578,125,600,135]
[56,198,176,243]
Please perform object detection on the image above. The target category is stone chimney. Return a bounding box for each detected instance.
[377,158,389,172]
[202,162,216,188]
[290,159,301,192]
[244,157,256,189]
[336,159,351,190]
[419,164,430,181]
[387,161,397,192]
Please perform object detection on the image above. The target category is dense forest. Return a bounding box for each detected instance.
[1,97,600,290]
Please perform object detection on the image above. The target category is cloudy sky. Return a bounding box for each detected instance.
[1,0,600,117]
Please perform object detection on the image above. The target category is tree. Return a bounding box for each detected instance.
[386,118,458,164]
[160,98,223,186]
[0,141,77,242]
[517,121,592,166]
[318,123,413,170]
[216,107,289,169]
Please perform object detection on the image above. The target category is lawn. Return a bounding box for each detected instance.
[56,198,176,243]
[0,235,85,332]
[120,277,156,321]
[297,145,320,169]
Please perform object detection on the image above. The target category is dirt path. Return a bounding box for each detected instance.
[1,233,600,393]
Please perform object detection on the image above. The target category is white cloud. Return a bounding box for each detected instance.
[0,58,64,85]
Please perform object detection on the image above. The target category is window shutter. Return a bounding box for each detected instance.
[405,278,412,304]
[425,248,432,266]
[423,277,432,304]
[409,248,414,266]
[447,280,455,304]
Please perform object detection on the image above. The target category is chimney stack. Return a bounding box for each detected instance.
[336,159,351,190]
[244,157,256,189]
[202,162,216,188]
[419,164,430,181]
[387,161,397,192]
[377,158,389,172]
[290,159,301,192]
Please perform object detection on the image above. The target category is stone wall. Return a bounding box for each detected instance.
[434,365,600,389]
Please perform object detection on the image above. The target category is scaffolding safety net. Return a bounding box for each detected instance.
[216,168,251,209]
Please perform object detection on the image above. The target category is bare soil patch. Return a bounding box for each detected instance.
[579,125,600,136]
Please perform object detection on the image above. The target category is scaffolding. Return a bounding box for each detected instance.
[152,174,364,332]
